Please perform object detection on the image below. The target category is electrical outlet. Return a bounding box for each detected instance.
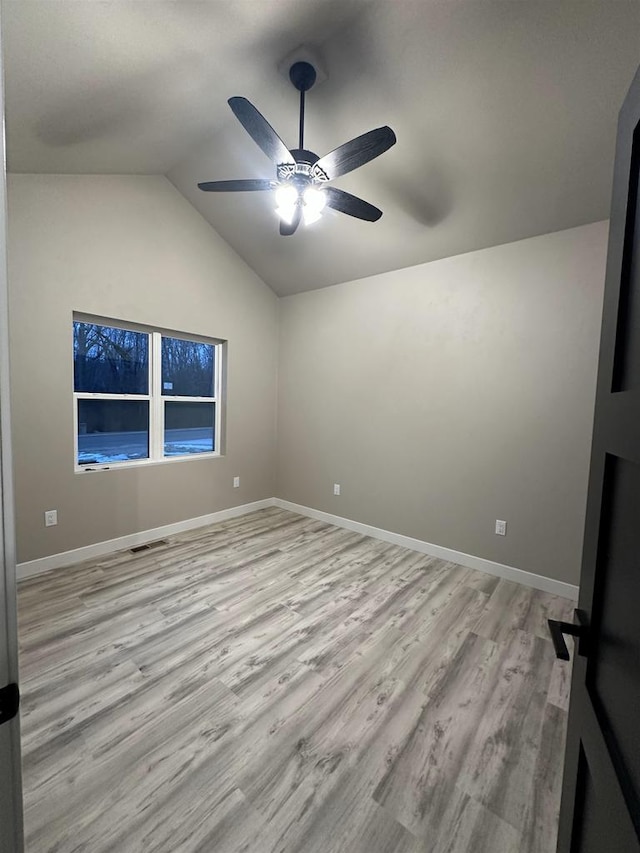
[495,519,507,536]
[333,483,341,496]
[45,510,58,527]
[233,476,240,488]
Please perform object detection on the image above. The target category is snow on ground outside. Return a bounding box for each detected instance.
[78,440,213,465]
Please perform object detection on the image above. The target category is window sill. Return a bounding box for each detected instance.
[75,451,222,474]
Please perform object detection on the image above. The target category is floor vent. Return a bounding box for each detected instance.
[130,539,169,554]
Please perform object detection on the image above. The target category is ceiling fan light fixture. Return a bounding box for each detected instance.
[303,208,322,226]
[276,203,297,225]
[303,186,326,213]
[275,183,298,208]
[275,183,299,223]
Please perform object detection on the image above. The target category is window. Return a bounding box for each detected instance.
[73,318,223,469]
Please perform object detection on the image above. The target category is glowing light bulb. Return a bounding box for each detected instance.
[275,184,298,208]
[302,186,326,225]
[275,184,299,224]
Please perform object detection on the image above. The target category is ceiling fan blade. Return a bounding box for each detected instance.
[198,179,276,192]
[324,187,383,222]
[314,126,396,181]
[279,206,302,236]
[228,97,296,167]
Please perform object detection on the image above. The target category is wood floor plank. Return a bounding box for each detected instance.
[474,578,574,645]
[18,508,571,853]
[286,790,421,853]
[519,701,569,853]
[372,631,501,836]
[454,630,557,832]
[20,655,146,751]
[19,601,168,678]
[426,787,523,853]
[24,676,240,851]
[547,657,572,712]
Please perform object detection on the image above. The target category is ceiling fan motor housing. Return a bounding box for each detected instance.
[278,150,329,186]
[290,148,319,164]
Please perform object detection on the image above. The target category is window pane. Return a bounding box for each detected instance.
[162,337,214,397]
[77,400,149,465]
[164,402,215,456]
[74,322,149,394]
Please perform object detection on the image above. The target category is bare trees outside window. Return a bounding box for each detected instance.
[73,320,222,468]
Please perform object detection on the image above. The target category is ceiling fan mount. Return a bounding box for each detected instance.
[288,60,317,93]
[198,60,396,235]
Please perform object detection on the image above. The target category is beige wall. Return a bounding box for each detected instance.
[8,174,278,563]
[7,179,606,586]
[276,222,607,586]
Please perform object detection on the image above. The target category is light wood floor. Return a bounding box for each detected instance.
[17,507,574,853]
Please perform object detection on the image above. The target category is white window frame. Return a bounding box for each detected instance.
[73,316,224,472]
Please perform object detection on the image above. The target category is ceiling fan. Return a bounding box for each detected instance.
[198,61,397,236]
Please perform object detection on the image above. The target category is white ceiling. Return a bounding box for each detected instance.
[3,1,640,295]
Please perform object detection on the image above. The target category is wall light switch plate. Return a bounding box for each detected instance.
[495,519,507,536]
[45,510,58,527]
[233,476,240,488]
[333,484,341,496]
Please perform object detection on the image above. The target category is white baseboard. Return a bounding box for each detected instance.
[16,499,274,581]
[17,496,580,601]
[273,498,580,601]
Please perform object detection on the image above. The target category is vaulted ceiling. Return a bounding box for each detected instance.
[3,1,640,295]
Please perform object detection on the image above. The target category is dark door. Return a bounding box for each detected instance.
[555,64,640,853]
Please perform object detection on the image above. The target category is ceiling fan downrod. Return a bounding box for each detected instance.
[289,61,317,152]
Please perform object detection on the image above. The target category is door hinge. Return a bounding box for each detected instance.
[0,682,20,725]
